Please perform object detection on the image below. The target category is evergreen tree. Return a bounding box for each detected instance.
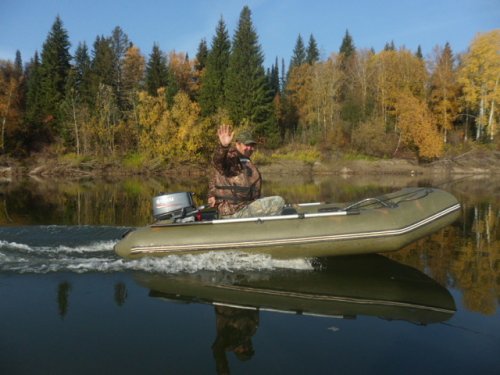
[267,57,280,96]
[165,53,181,104]
[290,34,306,70]
[14,50,26,117]
[38,15,72,140]
[384,41,396,51]
[199,17,231,116]
[339,30,358,122]
[24,51,45,149]
[145,44,168,96]
[339,30,355,58]
[281,58,286,91]
[90,36,115,96]
[306,34,320,64]
[14,50,23,77]
[195,38,208,72]
[415,45,424,59]
[225,6,276,141]
[110,26,131,110]
[73,42,92,105]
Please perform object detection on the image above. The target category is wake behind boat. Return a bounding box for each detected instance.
[114,187,461,259]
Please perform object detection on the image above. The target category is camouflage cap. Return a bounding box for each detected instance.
[236,130,257,145]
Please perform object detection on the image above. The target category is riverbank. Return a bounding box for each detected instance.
[1,149,499,180]
[261,149,500,177]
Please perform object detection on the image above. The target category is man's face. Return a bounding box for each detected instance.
[235,142,256,157]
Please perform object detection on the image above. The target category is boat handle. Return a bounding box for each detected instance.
[344,197,397,210]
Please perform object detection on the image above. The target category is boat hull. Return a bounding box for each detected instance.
[114,188,461,259]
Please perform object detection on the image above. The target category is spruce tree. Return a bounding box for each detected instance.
[73,42,92,105]
[165,55,180,104]
[195,38,209,72]
[267,57,280,97]
[38,15,72,140]
[14,50,26,117]
[339,30,355,58]
[14,50,23,77]
[24,52,45,149]
[90,36,115,98]
[384,41,396,51]
[199,17,231,116]
[339,30,359,122]
[110,26,131,110]
[225,6,275,140]
[145,44,168,96]
[290,34,306,70]
[415,45,423,59]
[281,58,286,91]
[306,34,320,64]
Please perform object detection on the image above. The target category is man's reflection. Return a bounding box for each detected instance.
[212,305,259,374]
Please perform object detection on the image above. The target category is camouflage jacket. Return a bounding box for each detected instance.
[208,145,262,216]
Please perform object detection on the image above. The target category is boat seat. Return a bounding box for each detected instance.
[281,207,298,215]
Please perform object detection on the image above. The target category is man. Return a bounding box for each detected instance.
[208,124,285,218]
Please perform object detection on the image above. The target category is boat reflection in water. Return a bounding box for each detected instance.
[134,254,456,373]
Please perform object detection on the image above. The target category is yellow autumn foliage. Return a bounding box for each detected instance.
[395,91,443,159]
[135,89,207,161]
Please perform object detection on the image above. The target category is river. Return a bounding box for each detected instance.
[0,174,499,374]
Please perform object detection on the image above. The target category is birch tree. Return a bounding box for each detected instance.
[458,30,500,141]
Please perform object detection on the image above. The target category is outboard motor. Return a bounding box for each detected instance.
[152,192,198,222]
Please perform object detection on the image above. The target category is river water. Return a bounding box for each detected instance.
[0,173,499,374]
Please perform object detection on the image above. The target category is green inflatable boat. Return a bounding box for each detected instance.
[114,187,461,259]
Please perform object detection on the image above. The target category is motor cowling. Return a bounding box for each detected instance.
[152,192,197,221]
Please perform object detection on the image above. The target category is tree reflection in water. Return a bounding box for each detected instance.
[57,281,72,319]
[114,282,128,306]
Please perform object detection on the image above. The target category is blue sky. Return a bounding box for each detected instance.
[1,0,498,68]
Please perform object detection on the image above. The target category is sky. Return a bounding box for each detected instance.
[1,0,499,69]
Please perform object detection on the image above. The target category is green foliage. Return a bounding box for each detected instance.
[123,153,146,169]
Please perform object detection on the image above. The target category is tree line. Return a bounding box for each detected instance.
[0,6,499,164]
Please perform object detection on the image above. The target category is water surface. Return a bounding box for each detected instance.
[0,174,499,374]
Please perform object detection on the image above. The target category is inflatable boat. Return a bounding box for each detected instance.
[134,254,456,324]
[114,187,461,259]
